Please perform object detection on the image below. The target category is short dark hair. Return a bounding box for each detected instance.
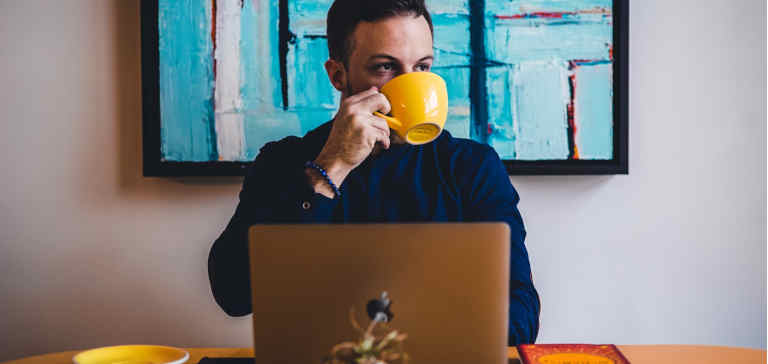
[326,0,434,66]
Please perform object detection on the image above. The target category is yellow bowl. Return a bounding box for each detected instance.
[73,345,189,364]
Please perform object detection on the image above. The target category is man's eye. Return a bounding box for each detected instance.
[416,64,431,71]
[375,63,394,72]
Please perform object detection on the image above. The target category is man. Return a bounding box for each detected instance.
[208,0,540,345]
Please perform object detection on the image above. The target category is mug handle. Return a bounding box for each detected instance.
[373,111,403,130]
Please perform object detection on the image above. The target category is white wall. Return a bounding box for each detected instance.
[0,0,765,361]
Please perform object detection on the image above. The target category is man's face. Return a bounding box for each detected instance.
[332,14,434,97]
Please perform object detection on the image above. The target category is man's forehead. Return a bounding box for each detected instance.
[349,15,433,62]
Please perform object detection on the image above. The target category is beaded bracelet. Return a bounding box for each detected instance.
[304,160,342,199]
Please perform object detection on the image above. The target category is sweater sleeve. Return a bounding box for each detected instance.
[207,137,338,316]
[462,145,541,346]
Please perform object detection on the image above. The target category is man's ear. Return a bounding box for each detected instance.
[324,59,347,92]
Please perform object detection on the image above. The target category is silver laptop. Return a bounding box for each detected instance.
[248,223,510,363]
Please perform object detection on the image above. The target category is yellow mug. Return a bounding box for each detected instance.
[373,72,448,145]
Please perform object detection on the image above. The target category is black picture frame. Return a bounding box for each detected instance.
[141,0,628,177]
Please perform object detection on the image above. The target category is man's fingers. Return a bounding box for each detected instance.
[343,86,380,106]
[338,86,394,152]
[373,128,391,150]
[370,116,391,137]
[358,92,391,115]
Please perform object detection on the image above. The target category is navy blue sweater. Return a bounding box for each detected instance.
[208,121,540,345]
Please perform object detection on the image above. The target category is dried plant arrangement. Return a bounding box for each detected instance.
[323,293,409,364]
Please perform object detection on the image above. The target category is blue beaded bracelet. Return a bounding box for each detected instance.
[305,161,342,199]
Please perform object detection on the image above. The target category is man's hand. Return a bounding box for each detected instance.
[306,87,391,198]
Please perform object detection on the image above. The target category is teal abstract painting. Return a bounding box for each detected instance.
[142,0,628,176]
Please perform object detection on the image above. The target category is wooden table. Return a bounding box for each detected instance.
[3,346,765,364]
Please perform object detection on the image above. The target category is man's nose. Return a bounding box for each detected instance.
[393,68,416,78]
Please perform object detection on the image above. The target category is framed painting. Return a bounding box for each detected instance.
[141,0,628,176]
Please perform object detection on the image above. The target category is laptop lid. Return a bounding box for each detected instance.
[248,223,510,364]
